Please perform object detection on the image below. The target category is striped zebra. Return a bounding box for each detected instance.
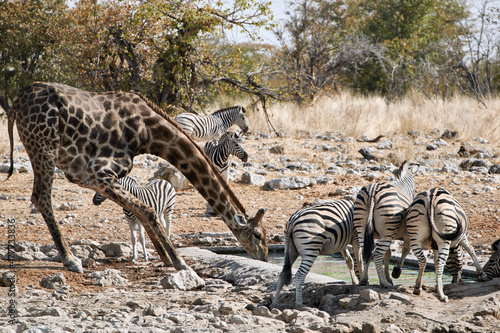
[405,187,488,302]
[483,239,500,280]
[203,131,248,216]
[93,176,176,261]
[446,246,464,283]
[272,199,360,308]
[174,106,249,141]
[353,161,416,288]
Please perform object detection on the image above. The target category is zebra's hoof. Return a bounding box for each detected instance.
[413,287,421,296]
[478,273,490,282]
[438,295,449,302]
[392,267,401,279]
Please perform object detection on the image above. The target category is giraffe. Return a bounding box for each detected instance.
[7,82,268,274]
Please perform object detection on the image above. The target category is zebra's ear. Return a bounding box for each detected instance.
[234,130,241,138]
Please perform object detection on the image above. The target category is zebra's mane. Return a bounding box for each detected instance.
[133,93,247,215]
[211,105,245,116]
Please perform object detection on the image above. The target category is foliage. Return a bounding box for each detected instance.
[0,0,70,110]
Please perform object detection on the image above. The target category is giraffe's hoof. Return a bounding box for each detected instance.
[64,258,83,273]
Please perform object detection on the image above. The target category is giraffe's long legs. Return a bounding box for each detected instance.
[100,181,190,270]
[31,153,83,273]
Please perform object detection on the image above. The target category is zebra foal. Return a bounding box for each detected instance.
[272,199,360,308]
[93,176,176,261]
[405,187,488,302]
[354,161,416,288]
[174,106,249,141]
[203,131,248,216]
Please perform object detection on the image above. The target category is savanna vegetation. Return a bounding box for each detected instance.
[0,0,499,138]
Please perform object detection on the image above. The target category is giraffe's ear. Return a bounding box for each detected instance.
[235,214,248,227]
[250,208,265,228]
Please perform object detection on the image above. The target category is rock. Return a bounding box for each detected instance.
[293,310,327,328]
[240,172,266,186]
[441,129,458,139]
[489,165,500,174]
[160,269,205,290]
[360,288,380,302]
[265,176,316,190]
[281,308,299,323]
[99,242,132,258]
[0,271,16,287]
[269,145,284,154]
[40,272,66,289]
[28,307,67,318]
[384,324,403,333]
[152,162,193,191]
[143,304,166,316]
[459,159,491,171]
[253,305,272,318]
[339,296,360,310]
[89,269,129,287]
[377,140,393,149]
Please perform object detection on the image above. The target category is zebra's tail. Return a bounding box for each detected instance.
[428,188,462,241]
[282,224,295,286]
[282,250,293,286]
[363,191,376,266]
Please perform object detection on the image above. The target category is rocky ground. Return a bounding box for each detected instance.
[0,129,500,332]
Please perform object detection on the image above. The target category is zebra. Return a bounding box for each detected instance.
[483,239,500,280]
[174,106,249,141]
[446,246,464,283]
[353,160,416,288]
[272,199,360,308]
[405,187,488,302]
[203,130,248,216]
[92,176,176,261]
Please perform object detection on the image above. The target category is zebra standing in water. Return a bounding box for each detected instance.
[93,176,176,261]
[405,187,488,302]
[272,199,360,308]
[353,161,416,288]
[483,239,500,280]
[174,106,249,141]
[203,130,248,216]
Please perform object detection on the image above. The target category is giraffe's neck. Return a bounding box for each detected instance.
[147,115,247,230]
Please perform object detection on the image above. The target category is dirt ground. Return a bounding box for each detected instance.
[1,130,499,297]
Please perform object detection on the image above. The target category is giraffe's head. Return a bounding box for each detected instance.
[232,208,268,262]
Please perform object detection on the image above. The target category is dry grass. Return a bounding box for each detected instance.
[247,92,500,143]
[1,93,499,158]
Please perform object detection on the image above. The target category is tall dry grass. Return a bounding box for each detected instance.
[247,92,500,143]
[1,92,499,158]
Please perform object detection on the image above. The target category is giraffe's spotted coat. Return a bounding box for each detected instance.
[8,82,268,273]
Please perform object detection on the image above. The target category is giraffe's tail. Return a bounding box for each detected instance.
[5,102,17,181]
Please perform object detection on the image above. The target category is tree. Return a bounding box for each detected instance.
[274,0,385,103]
[0,0,69,111]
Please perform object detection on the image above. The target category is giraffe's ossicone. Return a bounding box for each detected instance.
[7,82,268,273]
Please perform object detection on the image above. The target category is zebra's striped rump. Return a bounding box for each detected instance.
[92,176,176,261]
[482,239,500,280]
[272,199,359,308]
[353,161,416,288]
[405,187,487,302]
